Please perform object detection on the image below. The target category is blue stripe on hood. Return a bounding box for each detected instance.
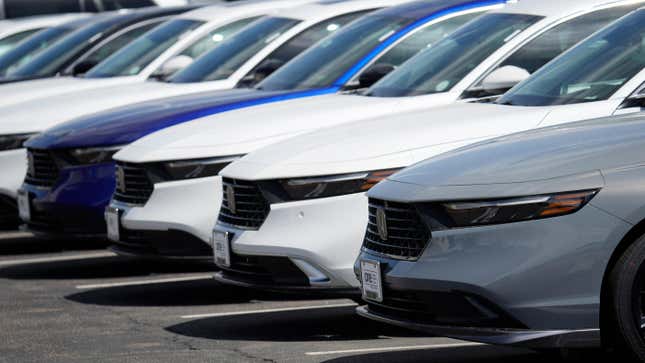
[26,87,338,149]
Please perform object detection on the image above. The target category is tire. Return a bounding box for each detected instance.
[609,234,645,362]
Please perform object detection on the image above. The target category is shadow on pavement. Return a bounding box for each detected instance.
[0,233,107,256]
[0,256,214,280]
[67,279,253,307]
[166,305,424,342]
[320,345,545,363]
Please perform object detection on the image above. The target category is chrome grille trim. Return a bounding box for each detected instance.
[25,149,59,188]
[362,198,431,261]
[218,177,269,230]
[112,162,154,205]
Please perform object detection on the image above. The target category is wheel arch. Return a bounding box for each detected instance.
[600,217,645,347]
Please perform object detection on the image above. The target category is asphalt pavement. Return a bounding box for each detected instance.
[0,231,579,362]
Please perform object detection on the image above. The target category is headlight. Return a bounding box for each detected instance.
[441,190,599,227]
[68,145,124,165]
[162,155,242,181]
[279,168,402,201]
[0,133,36,151]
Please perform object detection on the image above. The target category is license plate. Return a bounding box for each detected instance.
[361,260,383,302]
[17,190,30,222]
[105,207,120,242]
[213,230,231,267]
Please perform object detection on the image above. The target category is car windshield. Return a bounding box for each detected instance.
[257,14,415,91]
[171,16,300,83]
[0,26,75,76]
[8,20,115,77]
[498,9,645,106]
[366,13,541,97]
[86,19,203,78]
[0,29,41,55]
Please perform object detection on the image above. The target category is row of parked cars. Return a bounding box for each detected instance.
[0,0,644,360]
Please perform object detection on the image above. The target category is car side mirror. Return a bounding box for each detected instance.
[238,59,285,88]
[71,59,98,76]
[481,65,531,95]
[358,63,395,89]
[620,89,645,109]
[151,55,193,80]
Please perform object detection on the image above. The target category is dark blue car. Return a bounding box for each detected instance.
[21,0,505,237]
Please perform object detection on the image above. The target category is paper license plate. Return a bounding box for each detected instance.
[361,259,383,302]
[105,207,121,242]
[17,190,30,222]
[213,230,231,267]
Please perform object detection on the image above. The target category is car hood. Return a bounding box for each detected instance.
[390,112,645,188]
[115,92,459,163]
[369,113,645,202]
[0,76,138,108]
[0,81,226,135]
[223,102,556,179]
[26,87,338,149]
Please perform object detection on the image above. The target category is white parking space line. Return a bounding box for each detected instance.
[305,342,484,356]
[0,232,33,240]
[180,302,357,319]
[75,274,214,290]
[0,251,115,267]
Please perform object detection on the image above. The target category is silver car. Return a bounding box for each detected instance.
[354,109,645,359]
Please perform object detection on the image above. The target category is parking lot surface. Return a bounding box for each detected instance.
[0,232,570,363]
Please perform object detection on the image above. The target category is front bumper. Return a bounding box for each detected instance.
[22,162,115,237]
[215,192,369,293]
[109,176,220,260]
[0,149,27,228]
[357,306,600,348]
[353,204,632,348]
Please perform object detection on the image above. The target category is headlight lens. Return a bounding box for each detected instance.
[68,145,124,165]
[279,168,402,201]
[441,190,599,227]
[0,133,36,151]
[162,155,242,181]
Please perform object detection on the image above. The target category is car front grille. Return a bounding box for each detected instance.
[218,178,269,230]
[113,162,154,205]
[363,198,431,260]
[25,149,60,188]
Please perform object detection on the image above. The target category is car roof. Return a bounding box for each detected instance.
[496,0,644,17]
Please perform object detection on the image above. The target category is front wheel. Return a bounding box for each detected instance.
[609,234,645,362]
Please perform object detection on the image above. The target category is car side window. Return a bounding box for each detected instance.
[5,0,81,18]
[373,12,482,68]
[483,4,644,80]
[0,29,42,56]
[179,17,260,59]
[81,21,162,65]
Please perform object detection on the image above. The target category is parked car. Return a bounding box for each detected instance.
[355,109,645,358]
[1,6,196,83]
[212,3,645,294]
[113,0,644,264]
[0,15,97,76]
[16,0,497,240]
[0,2,294,109]
[0,0,195,20]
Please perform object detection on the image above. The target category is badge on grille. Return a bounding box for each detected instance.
[27,152,35,177]
[226,185,236,214]
[376,207,388,241]
[116,166,126,194]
